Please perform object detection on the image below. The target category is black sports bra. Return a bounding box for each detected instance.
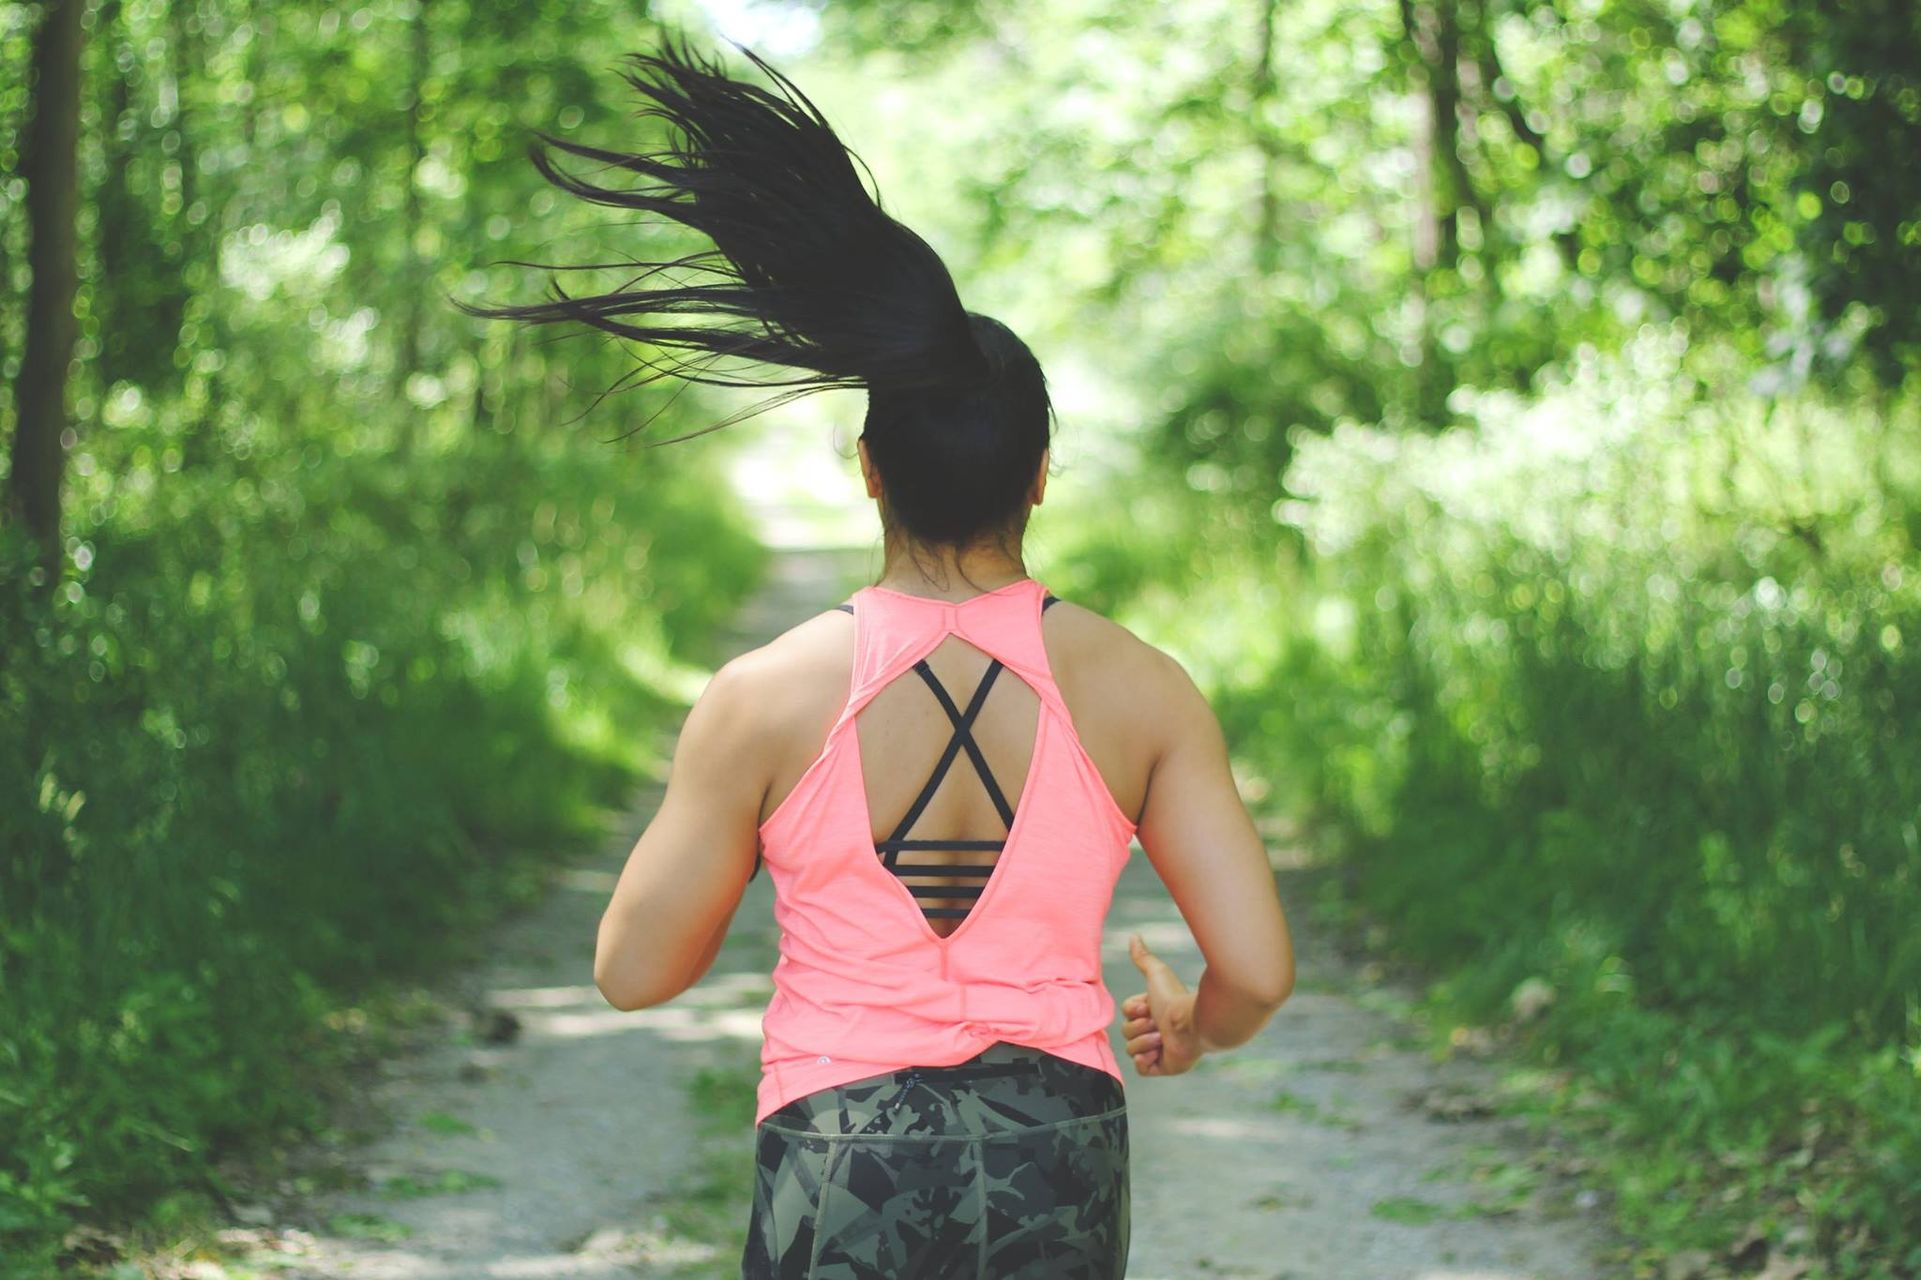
[747,593,1061,897]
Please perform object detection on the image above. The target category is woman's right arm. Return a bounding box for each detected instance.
[1123,644,1295,1072]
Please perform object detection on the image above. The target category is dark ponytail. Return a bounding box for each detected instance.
[452,34,1053,550]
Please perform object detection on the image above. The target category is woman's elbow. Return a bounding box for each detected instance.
[1246,956,1296,1009]
[596,976,651,1012]
[593,947,676,1012]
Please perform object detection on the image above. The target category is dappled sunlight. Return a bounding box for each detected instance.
[241,1236,723,1279]
[1103,919,1201,960]
[615,1004,768,1044]
[726,403,873,550]
[503,1006,635,1041]
[676,970,776,1006]
[483,982,769,1044]
[1165,1113,1290,1144]
[488,983,602,1010]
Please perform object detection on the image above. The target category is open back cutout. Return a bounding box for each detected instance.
[836,594,1059,938]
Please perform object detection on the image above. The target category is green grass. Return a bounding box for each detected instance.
[373,1169,503,1199]
[1051,347,1921,1278]
[1267,1087,1364,1131]
[414,1110,479,1138]
[639,1055,765,1279]
[0,426,768,1273]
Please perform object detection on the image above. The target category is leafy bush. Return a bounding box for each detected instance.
[1272,333,1919,1046]
[0,420,765,1268]
[1058,331,1921,1275]
[1266,338,1921,1273]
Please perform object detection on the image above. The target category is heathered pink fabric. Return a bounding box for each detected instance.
[752,576,1137,1126]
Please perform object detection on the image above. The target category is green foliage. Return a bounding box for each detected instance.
[1042,297,1920,1274]
[1106,332,1921,1273]
[1271,333,1919,1039]
[0,0,775,1264]
[646,1056,763,1273]
[809,0,1921,502]
[374,1169,504,1200]
[0,416,763,1267]
[1781,0,1921,384]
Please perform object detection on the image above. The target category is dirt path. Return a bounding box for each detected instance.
[235,545,1621,1280]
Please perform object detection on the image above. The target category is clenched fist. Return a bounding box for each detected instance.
[1120,933,1204,1077]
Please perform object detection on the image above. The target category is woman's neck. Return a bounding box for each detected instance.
[873,535,1029,602]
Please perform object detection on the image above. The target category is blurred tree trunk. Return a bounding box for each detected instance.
[0,167,10,398]
[95,0,194,398]
[7,0,86,587]
[241,0,270,154]
[96,0,145,393]
[1463,0,1567,275]
[168,0,212,468]
[471,331,496,434]
[396,0,431,432]
[95,0,134,392]
[167,0,204,267]
[1398,0,1469,425]
[1407,0,1490,263]
[1251,0,1281,275]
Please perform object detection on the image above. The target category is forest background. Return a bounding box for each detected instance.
[1,0,1916,1276]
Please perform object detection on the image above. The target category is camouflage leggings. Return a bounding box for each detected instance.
[741,1042,1129,1279]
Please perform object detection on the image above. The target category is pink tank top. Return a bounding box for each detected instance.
[750,576,1137,1125]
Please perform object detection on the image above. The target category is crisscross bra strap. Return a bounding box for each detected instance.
[876,657,1012,919]
[746,593,1060,885]
[879,657,1015,856]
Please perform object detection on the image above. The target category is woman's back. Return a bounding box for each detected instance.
[753,582,1157,875]
[734,571,1291,1054]
[746,577,1147,1126]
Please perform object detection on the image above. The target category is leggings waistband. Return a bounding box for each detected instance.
[761,1041,1125,1139]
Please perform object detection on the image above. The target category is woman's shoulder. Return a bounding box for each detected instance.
[726,600,854,669]
[712,594,1197,748]
[709,604,858,739]
[1039,596,1194,708]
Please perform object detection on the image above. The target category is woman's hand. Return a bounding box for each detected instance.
[1120,933,1205,1076]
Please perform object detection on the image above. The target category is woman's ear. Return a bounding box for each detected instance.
[1030,446,1049,507]
[857,434,883,500]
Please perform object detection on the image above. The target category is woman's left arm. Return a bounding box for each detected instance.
[593,656,766,1011]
